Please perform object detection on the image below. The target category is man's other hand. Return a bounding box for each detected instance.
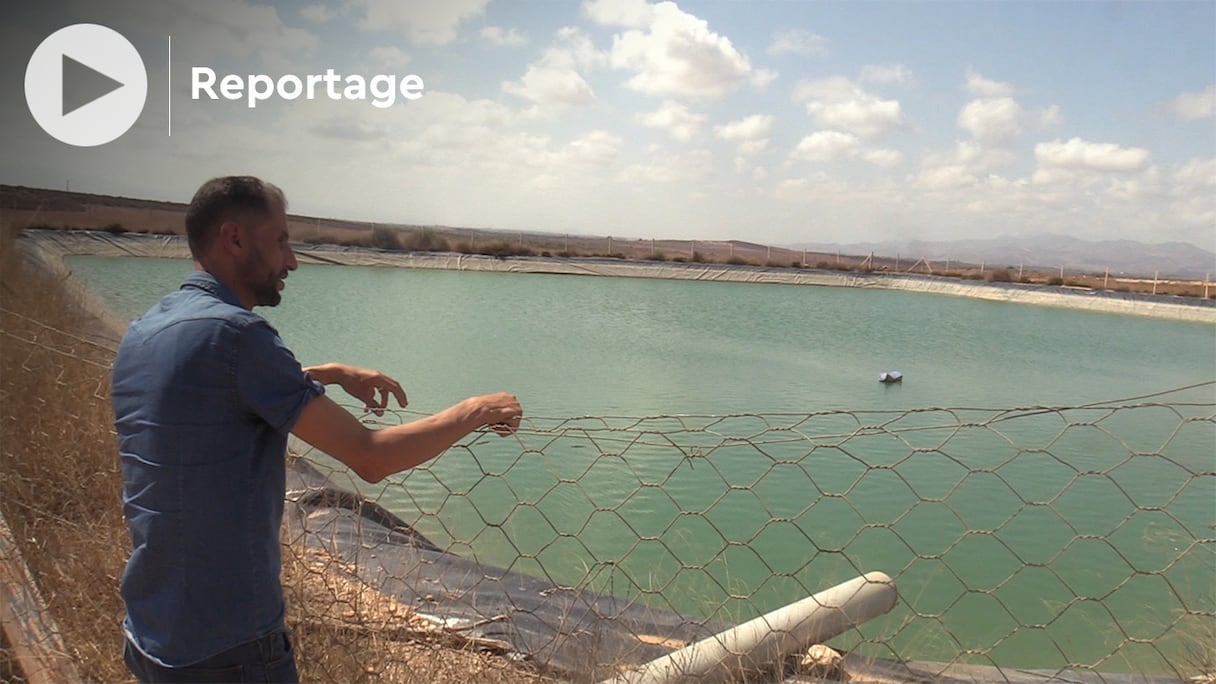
[304,363,407,416]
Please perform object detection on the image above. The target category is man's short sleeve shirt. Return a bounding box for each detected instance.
[111,271,324,666]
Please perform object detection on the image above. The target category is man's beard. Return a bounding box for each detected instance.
[244,245,284,307]
[251,271,282,307]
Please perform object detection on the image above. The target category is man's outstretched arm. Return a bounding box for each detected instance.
[291,391,522,484]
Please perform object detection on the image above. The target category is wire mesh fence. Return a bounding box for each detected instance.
[1,265,1213,682]
[287,384,1216,682]
[2,291,1213,682]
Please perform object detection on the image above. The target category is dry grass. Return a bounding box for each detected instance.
[0,225,550,683]
[0,224,129,681]
[282,544,555,683]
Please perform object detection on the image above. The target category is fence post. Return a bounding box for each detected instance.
[1104,268,1109,290]
[1153,270,1159,295]
[1,513,83,684]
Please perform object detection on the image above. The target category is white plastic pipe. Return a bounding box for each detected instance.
[601,571,897,684]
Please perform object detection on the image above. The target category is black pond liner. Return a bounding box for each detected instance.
[285,459,1186,684]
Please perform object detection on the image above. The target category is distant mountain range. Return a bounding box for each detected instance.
[788,234,1216,279]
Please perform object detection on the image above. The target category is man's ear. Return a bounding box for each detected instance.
[216,220,245,257]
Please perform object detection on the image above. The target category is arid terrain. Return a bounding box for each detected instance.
[2,184,1211,299]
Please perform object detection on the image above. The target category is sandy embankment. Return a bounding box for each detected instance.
[28,229,1216,325]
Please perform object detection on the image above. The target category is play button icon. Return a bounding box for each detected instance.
[62,55,126,117]
[25,24,148,147]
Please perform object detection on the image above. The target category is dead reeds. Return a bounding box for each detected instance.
[0,224,128,681]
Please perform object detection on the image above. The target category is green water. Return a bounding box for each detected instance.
[69,255,1216,675]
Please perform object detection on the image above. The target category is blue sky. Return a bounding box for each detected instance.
[2,0,1213,248]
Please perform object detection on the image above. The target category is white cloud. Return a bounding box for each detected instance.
[310,117,384,141]
[368,46,410,70]
[966,68,1013,98]
[638,101,707,142]
[790,130,901,167]
[99,0,318,67]
[773,177,810,199]
[771,172,848,202]
[591,1,752,98]
[1172,157,1216,187]
[617,149,713,184]
[301,4,336,22]
[923,141,1015,170]
[1035,138,1150,172]
[583,0,655,28]
[792,130,860,161]
[1167,158,1216,228]
[860,64,913,86]
[793,77,905,139]
[750,68,778,89]
[815,99,904,139]
[860,148,903,167]
[767,29,828,55]
[480,25,527,47]
[954,70,1025,149]
[398,91,515,135]
[1168,85,1216,121]
[503,28,604,107]
[957,96,1022,147]
[714,114,774,156]
[914,140,1015,190]
[504,67,596,107]
[916,165,979,191]
[349,0,487,45]
[560,130,623,167]
[1039,104,1063,129]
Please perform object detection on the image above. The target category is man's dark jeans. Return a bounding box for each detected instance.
[123,630,298,683]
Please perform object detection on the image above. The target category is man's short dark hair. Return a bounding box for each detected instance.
[185,176,286,258]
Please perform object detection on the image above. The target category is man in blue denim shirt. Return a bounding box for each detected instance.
[111,176,523,683]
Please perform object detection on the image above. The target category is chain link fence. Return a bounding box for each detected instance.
[1,245,1212,682]
[286,383,1215,682]
[8,233,1210,681]
[2,292,1212,682]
